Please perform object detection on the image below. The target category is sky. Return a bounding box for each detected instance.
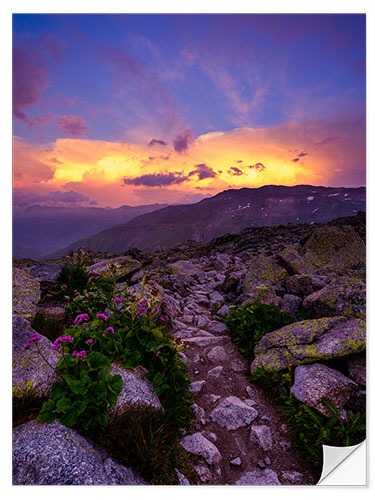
[12,13,366,208]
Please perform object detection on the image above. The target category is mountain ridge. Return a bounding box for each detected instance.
[46,185,366,259]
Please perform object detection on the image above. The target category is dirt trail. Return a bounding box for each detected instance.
[170,274,319,485]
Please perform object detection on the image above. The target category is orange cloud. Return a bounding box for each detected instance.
[13,115,365,207]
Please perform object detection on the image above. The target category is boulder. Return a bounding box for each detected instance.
[285,274,327,297]
[12,315,59,397]
[87,256,141,278]
[281,294,302,316]
[209,396,258,430]
[302,277,366,319]
[251,317,365,374]
[13,420,147,485]
[13,268,41,319]
[243,254,287,294]
[28,262,63,284]
[31,306,66,340]
[180,432,222,465]
[236,469,281,485]
[347,353,366,387]
[277,247,313,275]
[291,363,358,417]
[109,363,162,416]
[302,225,365,273]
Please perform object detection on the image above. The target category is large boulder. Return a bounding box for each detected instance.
[13,315,59,397]
[13,420,147,485]
[87,256,141,279]
[27,262,63,284]
[301,225,365,274]
[13,268,41,319]
[251,317,365,374]
[243,254,288,292]
[302,277,366,319]
[276,247,313,275]
[290,363,358,417]
[285,274,328,297]
[109,363,162,416]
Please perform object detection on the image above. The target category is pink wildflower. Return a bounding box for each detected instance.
[87,339,93,344]
[105,327,114,334]
[74,313,89,325]
[113,297,122,304]
[156,350,160,357]
[24,343,31,350]
[61,284,67,291]
[96,313,108,321]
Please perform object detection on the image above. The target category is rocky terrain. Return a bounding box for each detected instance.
[12,211,366,485]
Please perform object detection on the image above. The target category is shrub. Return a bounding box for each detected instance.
[95,406,198,485]
[223,301,294,363]
[251,366,366,469]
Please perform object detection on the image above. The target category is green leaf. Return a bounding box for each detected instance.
[86,352,111,371]
[51,382,67,400]
[72,400,86,416]
[59,410,78,427]
[38,399,56,423]
[65,376,89,395]
[108,374,123,395]
[56,397,73,413]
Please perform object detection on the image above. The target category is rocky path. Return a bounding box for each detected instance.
[165,270,319,486]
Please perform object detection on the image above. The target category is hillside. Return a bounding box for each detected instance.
[47,185,366,258]
[13,203,167,259]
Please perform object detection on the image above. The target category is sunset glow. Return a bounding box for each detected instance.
[13,14,366,208]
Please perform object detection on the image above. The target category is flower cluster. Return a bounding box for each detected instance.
[96,313,108,321]
[74,313,89,325]
[24,333,41,350]
[72,350,87,361]
[113,297,122,304]
[51,335,74,352]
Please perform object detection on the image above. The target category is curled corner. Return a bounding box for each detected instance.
[317,440,366,485]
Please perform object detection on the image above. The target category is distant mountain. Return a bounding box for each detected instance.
[47,185,366,259]
[13,203,167,259]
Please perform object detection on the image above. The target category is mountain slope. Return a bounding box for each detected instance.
[47,185,366,258]
[13,203,167,258]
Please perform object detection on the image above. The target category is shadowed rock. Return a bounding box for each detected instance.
[13,268,41,319]
[13,420,147,485]
[290,363,358,417]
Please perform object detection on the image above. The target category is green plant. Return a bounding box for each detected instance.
[282,396,366,468]
[251,367,366,469]
[223,301,294,362]
[38,349,123,430]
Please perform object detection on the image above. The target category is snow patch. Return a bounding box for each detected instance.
[306,196,314,201]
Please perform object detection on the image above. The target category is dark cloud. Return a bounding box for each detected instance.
[47,157,64,164]
[236,160,243,163]
[292,158,300,162]
[56,115,89,137]
[173,129,193,153]
[315,136,339,148]
[188,163,217,180]
[247,162,266,172]
[228,166,243,176]
[148,138,168,147]
[12,45,49,124]
[13,190,93,208]
[123,171,187,187]
[298,151,308,157]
